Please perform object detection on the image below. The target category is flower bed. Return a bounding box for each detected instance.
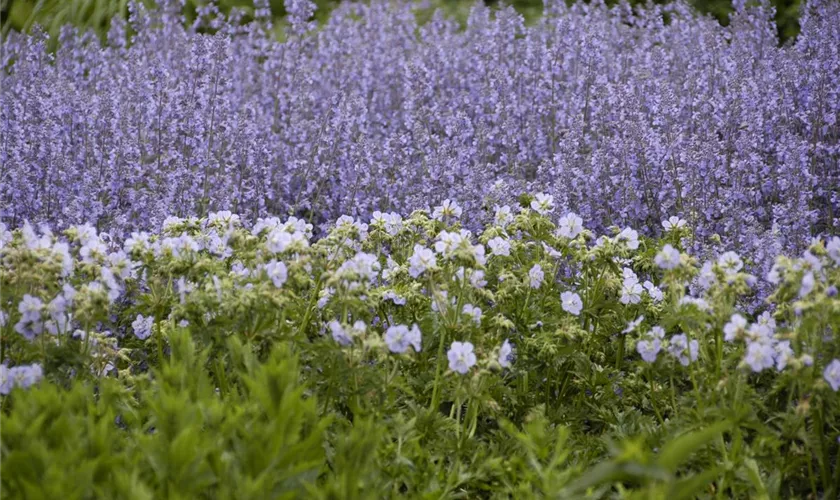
[1,195,838,497]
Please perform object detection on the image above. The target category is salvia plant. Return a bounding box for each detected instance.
[2,0,839,285]
[1,195,838,497]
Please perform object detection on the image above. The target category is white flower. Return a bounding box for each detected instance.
[447,341,477,374]
[463,304,483,325]
[620,279,643,305]
[530,192,555,215]
[662,216,687,231]
[617,227,640,250]
[557,213,583,239]
[488,237,511,257]
[655,244,681,270]
[408,244,436,278]
[434,230,465,257]
[494,205,514,227]
[432,199,462,221]
[561,291,583,316]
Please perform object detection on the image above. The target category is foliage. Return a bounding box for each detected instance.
[1,198,838,497]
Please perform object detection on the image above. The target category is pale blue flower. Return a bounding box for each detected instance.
[408,244,436,278]
[655,244,681,270]
[498,339,513,368]
[724,313,748,342]
[448,341,477,374]
[561,291,583,316]
[463,304,482,325]
[637,338,662,363]
[529,264,544,289]
[488,237,511,257]
[668,334,699,366]
[385,324,421,354]
[744,341,776,372]
[824,359,840,392]
[329,320,352,346]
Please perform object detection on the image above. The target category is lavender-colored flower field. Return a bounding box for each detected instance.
[3,0,838,248]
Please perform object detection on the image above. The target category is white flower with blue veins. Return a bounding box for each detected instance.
[448,341,477,374]
[494,205,513,227]
[408,244,436,278]
[432,199,462,221]
[662,216,687,231]
[488,237,511,257]
[557,213,583,239]
[530,192,555,215]
[617,227,640,250]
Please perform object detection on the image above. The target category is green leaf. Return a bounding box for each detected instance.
[656,421,731,473]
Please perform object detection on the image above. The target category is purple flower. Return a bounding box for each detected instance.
[132,314,154,340]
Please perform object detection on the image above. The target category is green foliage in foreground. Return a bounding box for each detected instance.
[1,197,838,498]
